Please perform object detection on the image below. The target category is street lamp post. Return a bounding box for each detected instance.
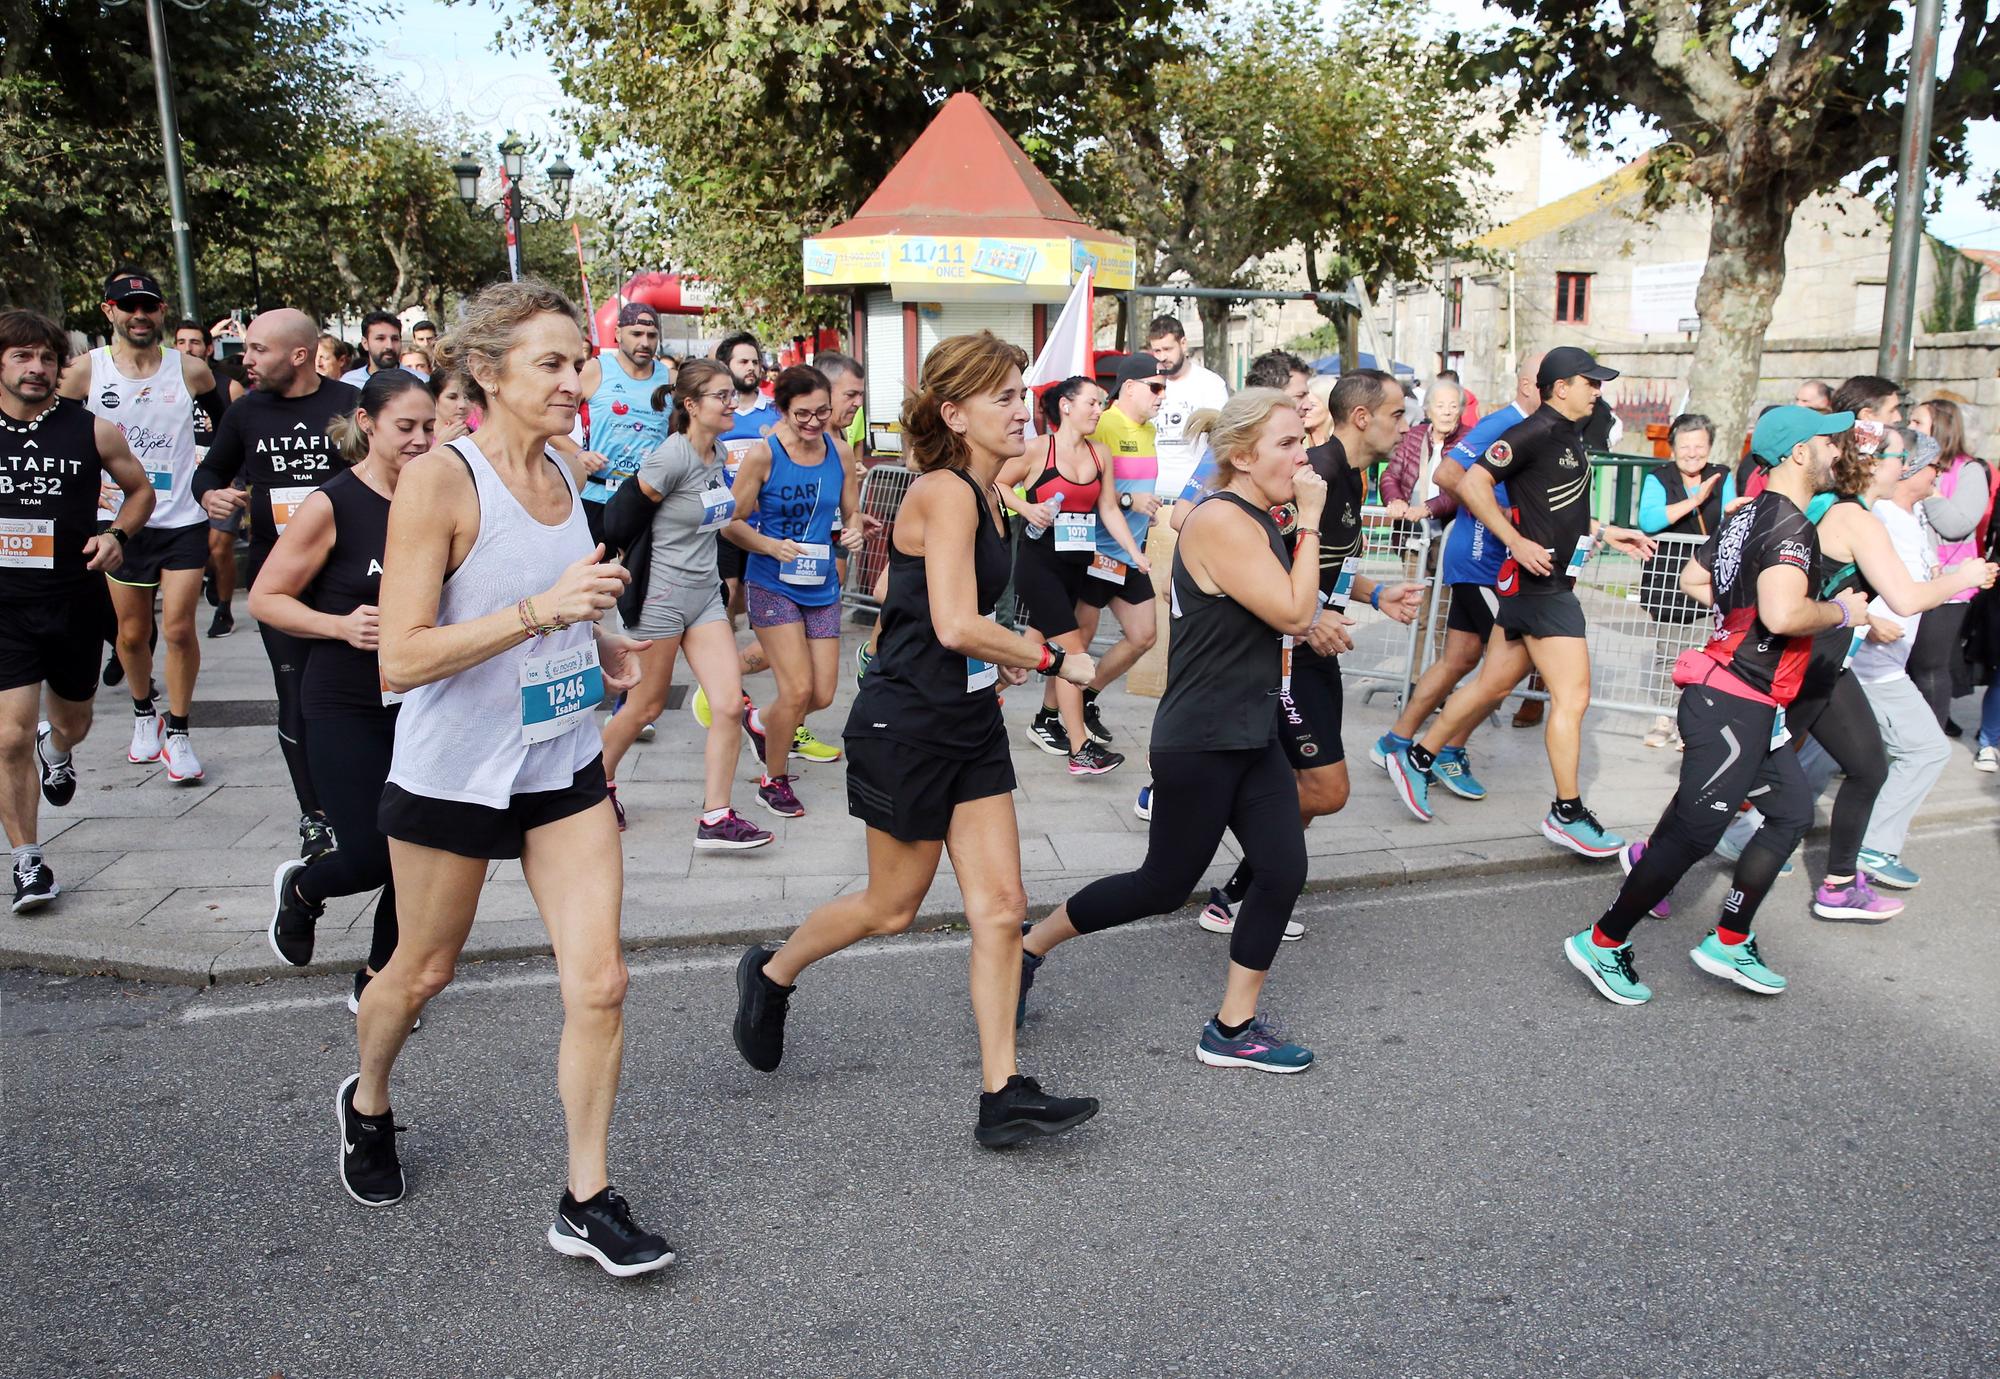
[143,0,199,320]
[451,138,575,283]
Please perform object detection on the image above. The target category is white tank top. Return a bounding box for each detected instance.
[387,436,603,808]
[86,346,201,527]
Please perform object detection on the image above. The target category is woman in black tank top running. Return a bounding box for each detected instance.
[731,332,1102,1149]
[249,370,431,1007]
[1020,389,1332,1075]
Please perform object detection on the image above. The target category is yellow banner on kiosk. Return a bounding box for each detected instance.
[803,233,1134,292]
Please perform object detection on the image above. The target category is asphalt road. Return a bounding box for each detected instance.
[3,817,1996,1379]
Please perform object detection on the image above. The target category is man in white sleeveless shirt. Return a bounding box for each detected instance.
[59,268,216,784]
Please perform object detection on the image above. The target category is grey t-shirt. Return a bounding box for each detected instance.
[638,431,736,591]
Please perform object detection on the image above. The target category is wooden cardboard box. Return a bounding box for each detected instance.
[1123,519,1178,699]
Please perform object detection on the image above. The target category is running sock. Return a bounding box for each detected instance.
[1715,925,1749,947]
[35,732,69,768]
[700,807,730,826]
[1552,797,1587,824]
[1222,861,1253,904]
[165,712,189,735]
[132,696,156,718]
[1215,1015,1253,1039]
[12,844,43,869]
[1591,923,1622,949]
[1082,687,1099,706]
[1406,742,1436,773]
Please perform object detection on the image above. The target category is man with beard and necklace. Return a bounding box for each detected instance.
[713,331,779,614]
[1145,315,1229,499]
[0,310,155,912]
[60,268,218,785]
[564,303,670,546]
[175,319,247,638]
[340,311,403,388]
[194,309,360,861]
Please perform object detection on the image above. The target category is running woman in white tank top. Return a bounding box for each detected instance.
[338,281,673,1278]
[59,268,219,785]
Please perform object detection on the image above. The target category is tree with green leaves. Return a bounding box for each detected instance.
[1080,1,1492,362]
[1464,1,2000,459]
[520,0,1192,334]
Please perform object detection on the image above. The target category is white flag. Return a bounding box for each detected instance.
[1024,267,1094,435]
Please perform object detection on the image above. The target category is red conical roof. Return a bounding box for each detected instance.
[816,93,1112,241]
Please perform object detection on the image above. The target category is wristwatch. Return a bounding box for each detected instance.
[1118,491,1133,510]
[1041,644,1067,678]
[106,527,129,546]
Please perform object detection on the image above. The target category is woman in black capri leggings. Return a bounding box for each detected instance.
[250,369,431,1008]
[1019,388,1328,1073]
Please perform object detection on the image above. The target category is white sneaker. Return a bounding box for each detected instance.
[1975,745,1998,773]
[127,712,163,763]
[162,731,204,783]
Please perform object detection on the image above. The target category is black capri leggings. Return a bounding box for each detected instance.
[1786,670,1887,878]
[1067,741,1307,973]
[260,623,320,818]
[297,710,398,972]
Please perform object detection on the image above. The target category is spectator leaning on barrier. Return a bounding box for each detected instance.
[1636,412,1735,748]
[1909,397,1993,734]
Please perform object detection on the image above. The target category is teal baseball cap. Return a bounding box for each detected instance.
[1751,405,1854,467]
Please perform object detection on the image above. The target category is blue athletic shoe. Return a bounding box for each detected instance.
[1133,784,1152,822]
[1856,848,1920,890]
[1195,1017,1314,1073]
[1431,746,1486,800]
[1541,805,1624,859]
[1386,749,1434,822]
[1564,928,1653,1005]
[1369,731,1413,769]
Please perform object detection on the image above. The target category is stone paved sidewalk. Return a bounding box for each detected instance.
[4,597,1994,985]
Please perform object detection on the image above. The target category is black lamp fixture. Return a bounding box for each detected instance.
[499,135,527,183]
[450,151,482,210]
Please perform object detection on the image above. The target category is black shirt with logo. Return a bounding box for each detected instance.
[1292,435,1366,669]
[1475,403,1594,594]
[1695,491,1818,704]
[0,400,104,600]
[193,379,359,569]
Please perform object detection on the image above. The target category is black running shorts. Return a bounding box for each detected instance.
[845,733,1016,842]
[379,755,610,860]
[1078,558,1155,610]
[1011,542,1088,640]
[1278,652,1345,769]
[1445,583,1498,639]
[0,590,108,702]
[108,521,209,587]
[1496,587,1586,642]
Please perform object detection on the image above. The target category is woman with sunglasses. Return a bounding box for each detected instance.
[721,365,863,819]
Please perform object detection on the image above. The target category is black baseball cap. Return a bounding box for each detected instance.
[617,302,659,328]
[103,270,164,306]
[1112,352,1165,391]
[1536,345,1618,389]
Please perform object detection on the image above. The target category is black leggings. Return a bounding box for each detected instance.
[1599,684,1813,943]
[1786,671,1887,877]
[297,711,397,972]
[1907,601,1969,727]
[1067,742,1306,973]
[260,623,320,817]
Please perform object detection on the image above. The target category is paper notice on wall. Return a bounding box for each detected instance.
[1629,261,1705,335]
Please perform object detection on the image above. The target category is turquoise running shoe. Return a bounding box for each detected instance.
[1856,848,1919,890]
[1714,829,1795,877]
[1564,927,1652,1005]
[1542,805,1624,859]
[1432,746,1486,800]
[1689,929,1787,995]
[1195,1016,1314,1073]
[1369,731,1412,769]
[1387,748,1434,822]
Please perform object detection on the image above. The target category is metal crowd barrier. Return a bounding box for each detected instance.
[1340,507,1435,703]
[842,463,917,617]
[1569,531,1712,718]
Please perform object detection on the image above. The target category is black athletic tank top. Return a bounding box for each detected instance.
[0,399,104,601]
[1291,436,1366,670]
[846,466,1012,753]
[1151,492,1291,752]
[301,468,395,719]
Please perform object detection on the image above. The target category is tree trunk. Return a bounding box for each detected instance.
[1196,296,1232,371]
[1685,184,1793,466]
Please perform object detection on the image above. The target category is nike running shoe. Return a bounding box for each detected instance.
[1080,692,1113,746]
[334,1073,404,1207]
[35,723,75,808]
[11,857,57,914]
[1812,876,1903,922]
[162,731,203,783]
[1195,888,1304,941]
[547,1187,675,1277]
[1714,830,1795,877]
[1133,784,1152,822]
[1196,1016,1315,1073]
[299,813,336,861]
[102,655,125,689]
[1386,748,1434,822]
[1432,746,1486,800]
[1025,708,1069,757]
[975,1074,1100,1148]
[1689,930,1787,994]
[1067,741,1124,776]
[790,724,841,763]
[695,809,773,851]
[607,782,628,833]
[1856,849,1919,890]
[1369,731,1412,769]
[206,605,234,639]
[732,945,792,1071]
[1618,839,1671,919]
[127,710,163,764]
[1563,928,1652,1005]
[756,774,804,818]
[1541,806,1623,859]
[268,858,322,966]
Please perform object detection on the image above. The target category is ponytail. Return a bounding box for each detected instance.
[332,365,429,462]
